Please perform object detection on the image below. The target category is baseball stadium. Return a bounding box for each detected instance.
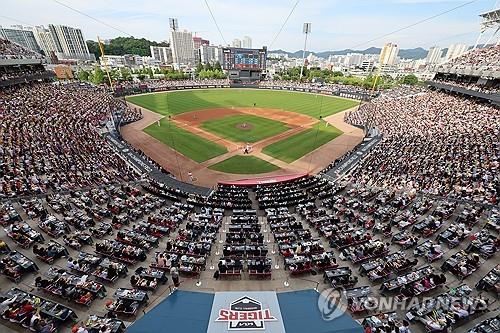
[0,1,499,333]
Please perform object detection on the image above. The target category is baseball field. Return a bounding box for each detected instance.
[127,89,357,118]
[127,89,358,174]
[208,155,280,174]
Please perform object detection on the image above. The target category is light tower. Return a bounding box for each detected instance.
[169,18,178,31]
[299,23,311,81]
[473,7,500,48]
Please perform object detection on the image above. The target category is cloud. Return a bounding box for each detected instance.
[0,0,495,50]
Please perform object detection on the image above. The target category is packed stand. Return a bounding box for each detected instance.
[346,90,499,204]
[444,45,500,72]
[259,79,375,96]
[0,82,138,198]
[0,38,43,60]
[432,77,499,94]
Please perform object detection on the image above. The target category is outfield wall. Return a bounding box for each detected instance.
[115,83,374,101]
[256,85,374,101]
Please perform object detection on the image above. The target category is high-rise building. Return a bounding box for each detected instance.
[446,43,468,61]
[345,53,363,66]
[193,37,209,50]
[33,25,94,61]
[193,36,210,64]
[242,36,252,48]
[150,45,173,64]
[201,44,223,64]
[0,25,41,53]
[379,43,399,66]
[48,24,92,60]
[361,60,375,72]
[425,46,442,64]
[32,26,58,56]
[232,39,242,48]
[170,29,195,65]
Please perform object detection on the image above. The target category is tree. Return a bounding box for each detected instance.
[204,62,213,71]
[137,74,146,81]
[78,70,90,81]
[86,40,100,59]
[213,61,222,71]
[86,36,170,58]
[120,67,132,81]
[401,74,419,85]
[196,63,204,73]
[214,69,226,79]
[109,68,120,82]
[146,68,154,79]
[91,67,105,85]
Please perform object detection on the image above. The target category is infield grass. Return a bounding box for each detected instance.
[201,114,289,143]
[208,155,280,174]
[143,118,227,162]
[127,89,357,119]
[262,121,343,163]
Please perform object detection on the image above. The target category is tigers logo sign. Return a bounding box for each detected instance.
[216,296,277,330]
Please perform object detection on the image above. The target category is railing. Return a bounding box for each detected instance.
[0,71,55,87]
[434,64,500,79]
[426,81,500,104]
[276,277,321,293]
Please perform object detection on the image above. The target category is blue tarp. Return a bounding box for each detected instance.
[277,289,364,333]
[126,289,363,333]
[126,290,214,333]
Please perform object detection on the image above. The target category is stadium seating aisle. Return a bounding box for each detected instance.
[0,182,237,333]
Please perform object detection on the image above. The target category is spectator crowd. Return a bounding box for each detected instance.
[0,38,43,60]
[444,45,500,72]
[0,82,138,198]
[346,90,499,204]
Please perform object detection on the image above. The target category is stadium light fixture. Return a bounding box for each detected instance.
[299,23,311,81]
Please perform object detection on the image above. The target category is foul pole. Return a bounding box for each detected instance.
[97,36,114,92]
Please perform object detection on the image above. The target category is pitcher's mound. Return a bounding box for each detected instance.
[235,123,254,131]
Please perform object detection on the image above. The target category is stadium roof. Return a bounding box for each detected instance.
[478,8,500,31]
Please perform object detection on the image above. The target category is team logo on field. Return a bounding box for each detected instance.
[216,296,277,330]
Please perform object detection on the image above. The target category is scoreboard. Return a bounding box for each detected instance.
[222,47,267,71]
[234,50,260,69]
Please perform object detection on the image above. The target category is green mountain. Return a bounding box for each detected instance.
[270,47,429,60]
[86,37,168,59]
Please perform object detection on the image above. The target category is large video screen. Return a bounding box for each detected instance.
[233,50,260,69]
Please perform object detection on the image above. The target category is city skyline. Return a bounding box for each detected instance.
[0,0,498,52]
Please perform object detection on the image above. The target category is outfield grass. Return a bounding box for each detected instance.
[262,121,343,163]
[127,89,358,119]
[144,118,227,162]
[208,155,280,174]
[200,114,289,143]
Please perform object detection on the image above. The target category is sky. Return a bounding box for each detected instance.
[0,0,498,51]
